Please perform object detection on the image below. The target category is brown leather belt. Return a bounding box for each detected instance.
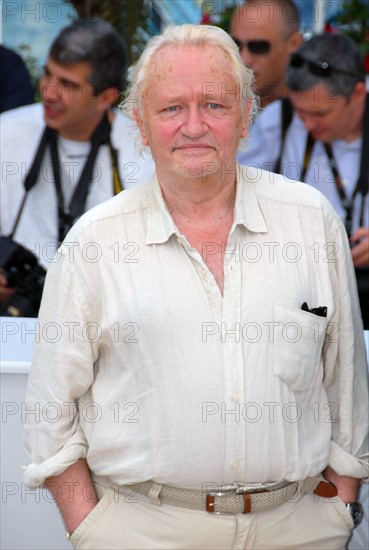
[128,476,337,515]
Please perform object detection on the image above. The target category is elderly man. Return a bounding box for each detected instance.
[24,24,368,550]
[230,0,302,108]
[238,33,369,327]
[0,18,154,315]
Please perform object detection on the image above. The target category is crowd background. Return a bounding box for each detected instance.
[2,1,368,87]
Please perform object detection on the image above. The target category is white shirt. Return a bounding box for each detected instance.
[24,166,369,489]
[237,100,368,231]
[0,103,155,268]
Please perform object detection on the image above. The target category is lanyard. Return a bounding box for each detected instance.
[12,113,123,243]
[301,136,365,236]
[300,133,314,182]
[300,93,369,237]
[322,142,364,236]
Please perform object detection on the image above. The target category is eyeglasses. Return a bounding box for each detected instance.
[290,52,360,80]
[231,35,288,55]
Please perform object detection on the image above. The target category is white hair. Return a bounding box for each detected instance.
[121,24,258,151]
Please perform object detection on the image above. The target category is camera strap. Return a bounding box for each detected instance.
[274,97,293,174]
[307,92,369,236]
[9,128,51,237]
[49,113,119,243]
[11,111,123,243]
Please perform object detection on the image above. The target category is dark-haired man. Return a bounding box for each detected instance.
[230,0,302,108]
[0,19,154,309]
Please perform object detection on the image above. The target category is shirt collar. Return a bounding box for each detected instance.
[234,164,268,234]
[146,164,268,245]
[146,176,178,245]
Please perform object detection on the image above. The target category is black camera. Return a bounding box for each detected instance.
[0,236,46,317]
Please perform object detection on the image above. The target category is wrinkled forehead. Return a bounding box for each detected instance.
[146,44,235,85]
[140,44,239,106]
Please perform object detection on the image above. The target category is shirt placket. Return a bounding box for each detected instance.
[221,227,245,482]
[173,233,223,317]
[177,227,246,483]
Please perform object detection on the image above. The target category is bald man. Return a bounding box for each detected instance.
[230,0,302,108]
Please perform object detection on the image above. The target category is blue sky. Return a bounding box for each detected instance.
[1,0,74,66]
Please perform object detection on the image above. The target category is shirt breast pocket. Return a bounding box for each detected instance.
[273,303,328,392]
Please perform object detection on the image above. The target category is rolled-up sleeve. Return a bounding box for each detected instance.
[324,218,369,480]
[24,240,99,487]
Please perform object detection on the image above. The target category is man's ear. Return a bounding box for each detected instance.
[288,31,303,54]
[133,108,149,147]
[351,80,367,103]
[98,87,119,111]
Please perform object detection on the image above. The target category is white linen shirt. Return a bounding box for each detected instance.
[24,166,369,489]
[237,100,369,231]
[0,103,154,268]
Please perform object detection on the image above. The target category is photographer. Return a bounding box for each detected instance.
[238,34,369,327]
[0,18,154,316]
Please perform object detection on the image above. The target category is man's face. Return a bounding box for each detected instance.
[40,58,109,141]
[231,5,300,98]
[135,45,249,182]
[290,84,361,143]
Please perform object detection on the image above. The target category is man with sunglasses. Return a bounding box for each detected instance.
[230,0,302,108]
[238,33,369,327]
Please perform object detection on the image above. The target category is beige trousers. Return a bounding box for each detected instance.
[70,487,354,549]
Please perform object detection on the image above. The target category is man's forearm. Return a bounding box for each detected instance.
[46,458,97,535]
[323,466,361,503]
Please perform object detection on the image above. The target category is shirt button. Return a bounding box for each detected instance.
[232,393,240,402]
[201,269,207,278]
[231,460,240,470]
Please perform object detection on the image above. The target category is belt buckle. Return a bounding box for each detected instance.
[205,481,290,514]
[206,486,239,514]
[205,482,263,514]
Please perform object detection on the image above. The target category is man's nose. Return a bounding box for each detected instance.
[182,106,206,137]
[40,77,62,103]
[301,114,317,133]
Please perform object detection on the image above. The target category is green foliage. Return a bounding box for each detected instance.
[17,44,42,101]
[214,4,235,33]
[335,0,369,53]
[202,0,238,33]
[67,0,152,64]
